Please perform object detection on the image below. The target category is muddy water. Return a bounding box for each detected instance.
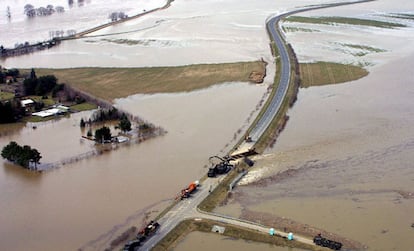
[0,82,266,251]
[174,231,307,251]
[216,46,414,251]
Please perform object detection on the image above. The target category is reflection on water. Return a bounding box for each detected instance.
[0,82,266,251]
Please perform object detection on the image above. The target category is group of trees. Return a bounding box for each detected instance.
[90,107,122,123]
[94,126,112,143]
[24,4,65,18]
[118,113,131,132]
[1,141,42,169]
[109,12,128,22]
[80,112,131,143]
[68,0,86,7]
[23,70,60,96]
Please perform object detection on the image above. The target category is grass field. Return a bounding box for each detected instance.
[35,61,266,102]
[286,16,406,28]
[299,61,368,87]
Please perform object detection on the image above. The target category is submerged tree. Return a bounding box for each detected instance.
[1,141,42,169]
[80,118,86,127]
[94,126,111,143]
[118,113,131,132]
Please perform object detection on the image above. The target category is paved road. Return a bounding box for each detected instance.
[248,12,291,142]
[140,0,375,250]
[246,0,375,144]
[142,177,226,250]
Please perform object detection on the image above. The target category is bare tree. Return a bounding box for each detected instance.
[118,12,128,19]
[109,12,118,22]
[24,4,36,17]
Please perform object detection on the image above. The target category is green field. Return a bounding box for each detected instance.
[299,61,368,87]
[35,61,266,102]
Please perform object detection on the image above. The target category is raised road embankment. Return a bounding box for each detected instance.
[140,0,375,250]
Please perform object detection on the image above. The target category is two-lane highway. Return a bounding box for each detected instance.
[248,14,291,142]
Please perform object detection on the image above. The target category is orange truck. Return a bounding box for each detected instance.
[180,180,199,199]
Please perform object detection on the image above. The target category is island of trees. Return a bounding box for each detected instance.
[80,108,156,144]
[1,141,41,170]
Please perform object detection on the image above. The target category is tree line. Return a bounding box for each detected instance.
[24,4,65,18]
[23,69,62,97]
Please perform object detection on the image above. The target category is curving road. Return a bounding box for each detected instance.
[247,0,375,144]
[140,0,375,250]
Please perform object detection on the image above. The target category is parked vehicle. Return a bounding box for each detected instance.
[313,234,342,250]
[122,221,160,251]
[180,180,199,199]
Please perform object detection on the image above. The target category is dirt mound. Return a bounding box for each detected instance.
[249,70,266,83]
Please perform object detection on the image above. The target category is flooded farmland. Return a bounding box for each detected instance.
[1,0,414,250]
[0,82,267,250]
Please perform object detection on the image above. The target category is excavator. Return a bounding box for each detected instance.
[207,156,233,177]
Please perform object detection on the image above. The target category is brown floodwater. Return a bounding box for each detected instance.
[215,51,414,250]
[0,82,266,251]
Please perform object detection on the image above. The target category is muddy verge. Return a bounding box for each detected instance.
[240,208,366,250]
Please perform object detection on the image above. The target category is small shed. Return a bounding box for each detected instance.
[211,225,225,234]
